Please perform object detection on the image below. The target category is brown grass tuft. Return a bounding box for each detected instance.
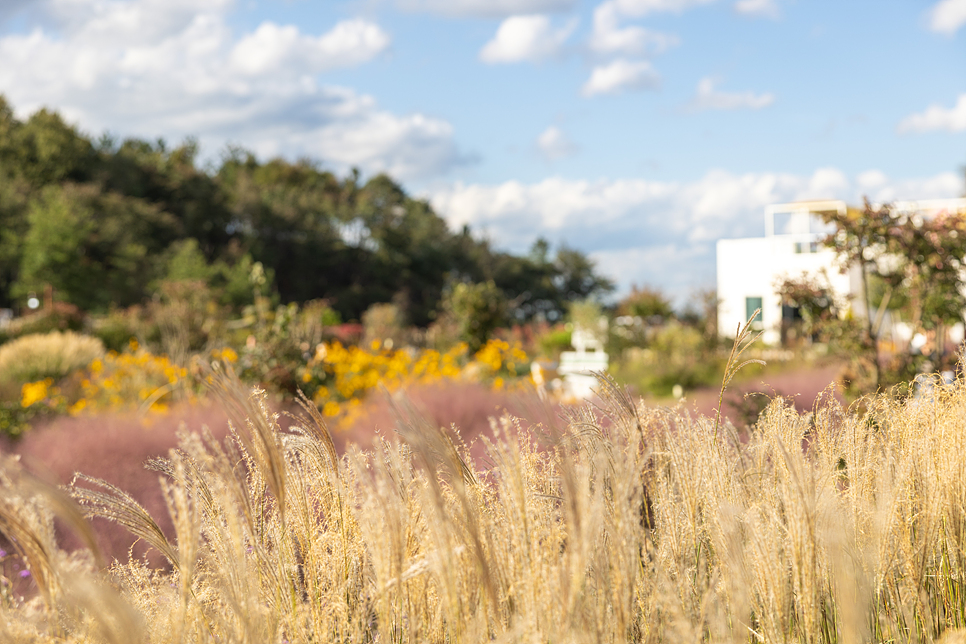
[1,372,966,642]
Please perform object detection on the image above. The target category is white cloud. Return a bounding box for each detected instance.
[536,125,577,160]
[589,1,679,56]
[734,0,779,18]
[0,0,467,180]
[44,0,233,45]
[230,19,390,76]
[856,169,889,192]
[397,0,576,18]
[428,169,961,298]
[479,14,576,63]
[602,0,717,19]
[897,94,966,133]
[929,0,966,35]
[582,59,660,96]
[689,77,774,111]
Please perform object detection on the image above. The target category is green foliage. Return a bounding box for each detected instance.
[0,102,97,187]
[16,184,174,311]
[444,281,508,352]
[818,200,966,393]
[617,285,673,320]
[484,238,615,323]
[0,96,615,327]
[99,138,233,255]
[147,281,231,358]
[156,238,261,309]
[162,238,211,283]
[0,372,38,437]
[538,327,572,358]
[234,298,341,395]
[613,323,725,396]
[0,175,30,309]
[775,272,839,343]
[89,308,140,353]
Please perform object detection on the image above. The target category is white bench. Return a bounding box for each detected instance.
[558,350,609,399]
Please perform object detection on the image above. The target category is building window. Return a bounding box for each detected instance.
[794,241,820,254]
[746,297,763,324]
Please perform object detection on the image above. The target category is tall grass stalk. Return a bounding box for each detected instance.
[4,370,966,641]
[714,309,765,445]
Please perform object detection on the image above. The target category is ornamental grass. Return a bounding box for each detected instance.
[3,368,966,642]
[0,332,104,386]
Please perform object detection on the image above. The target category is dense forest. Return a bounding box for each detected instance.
[0,96,613,325]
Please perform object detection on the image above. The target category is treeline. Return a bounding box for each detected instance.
[0,96,613,325]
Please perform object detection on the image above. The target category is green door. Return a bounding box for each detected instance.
[745,296,763,323]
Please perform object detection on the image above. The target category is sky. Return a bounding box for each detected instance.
[0,0,964,304]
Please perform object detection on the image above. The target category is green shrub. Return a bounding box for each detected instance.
[443,281,508,353]
[0,379,33,437]
[0,331,104,385]
[0,302,85,343]
[89,307,141,353]
[538,327,572,358]
[613,323,724,396]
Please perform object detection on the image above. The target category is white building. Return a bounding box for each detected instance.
[716,198,966,345]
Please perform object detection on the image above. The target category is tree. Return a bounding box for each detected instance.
[443,280,507,352]
[617,285,673,321]
[552,245,615,302]
[775,272,838,343]
[465,237,615,323]
[0,96,619,323]
[99,137,233,257]
[820,199,966,389]
[0,103,97,187]
[16,184,176,311]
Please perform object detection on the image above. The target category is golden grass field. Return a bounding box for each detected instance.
[2,367,966,643]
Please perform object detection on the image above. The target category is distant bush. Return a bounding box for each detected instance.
[443,281,508,353]
[362,302,407,349]
[0,302,84,343]
[89,307,142,353]
[617,284,673,320]
[614,322,725,396]
[0,331,104,385]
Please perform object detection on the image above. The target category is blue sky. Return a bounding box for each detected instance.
[0,0,963,303]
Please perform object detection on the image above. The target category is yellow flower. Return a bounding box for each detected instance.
[21,379,51,407]
[69,399,87,415]
[323,401,341,417]
[301,371,313,383]
[219,347,238,363]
